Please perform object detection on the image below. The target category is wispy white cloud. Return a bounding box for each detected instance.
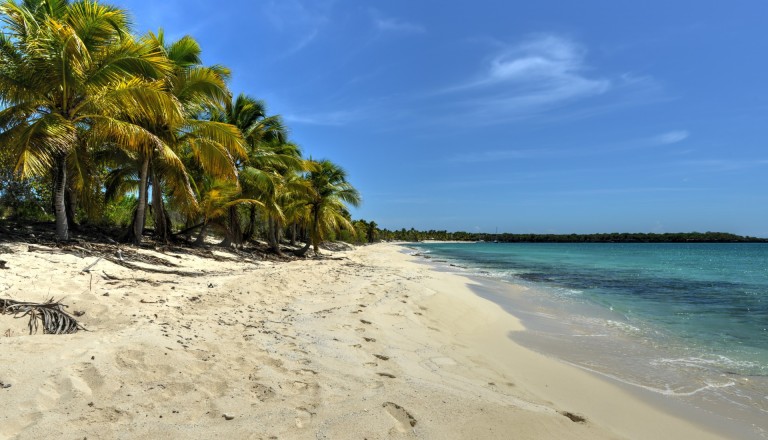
[284,109,360,126]
[449,128,689,164]
[551,186,706,196]
[450,147,565,163]
[374,17,425,34]
[369,8,425,34]
[446,34,610,103]
[680,159,768,172]
[424,34,619,126]
[262,0,334,56]
[654,130,689,145]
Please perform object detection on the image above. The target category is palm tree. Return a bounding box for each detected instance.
[0,0,178,240]
[294,159,361,256]
[117,31,246,244]
[191,178,262,246]
[211,94,306,250]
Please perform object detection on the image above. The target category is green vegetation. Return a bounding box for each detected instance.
[0,0,363,254]
[377,230,768,243]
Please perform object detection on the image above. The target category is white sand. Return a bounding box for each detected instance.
[0,242,722,439]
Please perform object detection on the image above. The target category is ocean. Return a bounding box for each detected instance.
[410,242,768,438]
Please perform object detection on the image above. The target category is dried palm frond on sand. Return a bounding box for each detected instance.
[0,298,85,335]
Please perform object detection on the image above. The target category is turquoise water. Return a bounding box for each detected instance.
[412,242,768,435]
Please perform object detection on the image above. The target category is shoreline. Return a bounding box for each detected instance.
[406,242,767,439]
[464,275,763,440]
[0,241,730,438]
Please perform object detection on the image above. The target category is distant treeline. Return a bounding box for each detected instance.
[377,229,768,243]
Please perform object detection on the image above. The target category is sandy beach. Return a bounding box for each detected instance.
[0,241,725,439]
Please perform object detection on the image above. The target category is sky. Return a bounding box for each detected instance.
[112,0,768,236]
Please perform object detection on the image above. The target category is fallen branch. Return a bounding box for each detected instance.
[102,257,209,277]
[81,257,103,273]
[0,298,86,335]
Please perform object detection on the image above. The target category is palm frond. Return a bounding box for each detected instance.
[80,78,182,127]
[174,66,230,110]
[1,297,86,335]
[182,119,246,176]
[165,34,201,67]
[4,113,76,177]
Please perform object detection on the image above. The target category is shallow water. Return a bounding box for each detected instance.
[411,242,768,438]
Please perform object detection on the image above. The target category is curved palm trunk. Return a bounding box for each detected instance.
[195,222,209,246]
[52,154,69,241]
[219,206,242,248]
[126,154,150,244]
[293,239,311,257]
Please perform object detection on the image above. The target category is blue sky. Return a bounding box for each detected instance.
[113,1,768,236]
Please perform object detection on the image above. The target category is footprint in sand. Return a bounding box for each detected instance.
[250,382,276,402]
[559,411,587,423]
[294,407,313,428]
[383,402,417,432]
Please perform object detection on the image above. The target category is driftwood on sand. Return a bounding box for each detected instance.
[0,298,85,335]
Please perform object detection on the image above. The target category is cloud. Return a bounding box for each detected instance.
[369,8,425,35]
[654,130,689,145]
[374,17,425,34]
[680,159,768,172]
[262,0,333,56]
[448,128,685,163]
[437,34,611,123]
[551,186,706,196]
[450,148,564,163]
[284,109,360,126]
[451,35,609,95]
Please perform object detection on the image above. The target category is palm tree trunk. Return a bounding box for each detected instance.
[293,239,311,257]
[130,154,150,244]
[230,206,242,246]
[266,217,276,252]
[150,166,171,243]
[218,207,242,248]
[195,222,209,246]
[65,187,78,231]
[290,224,296,246]
[312,210,320,255]
[269,217,283,255]
[52,154,68,241]
[243,205,257,241]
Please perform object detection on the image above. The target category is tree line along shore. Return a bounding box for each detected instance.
[379,229,767,243]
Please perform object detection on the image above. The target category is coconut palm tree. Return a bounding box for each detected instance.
[210,94,308,250]
[191,177,263,246]
[0,0,178,240]
[294,159,361,256]
[115,31,246,244]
